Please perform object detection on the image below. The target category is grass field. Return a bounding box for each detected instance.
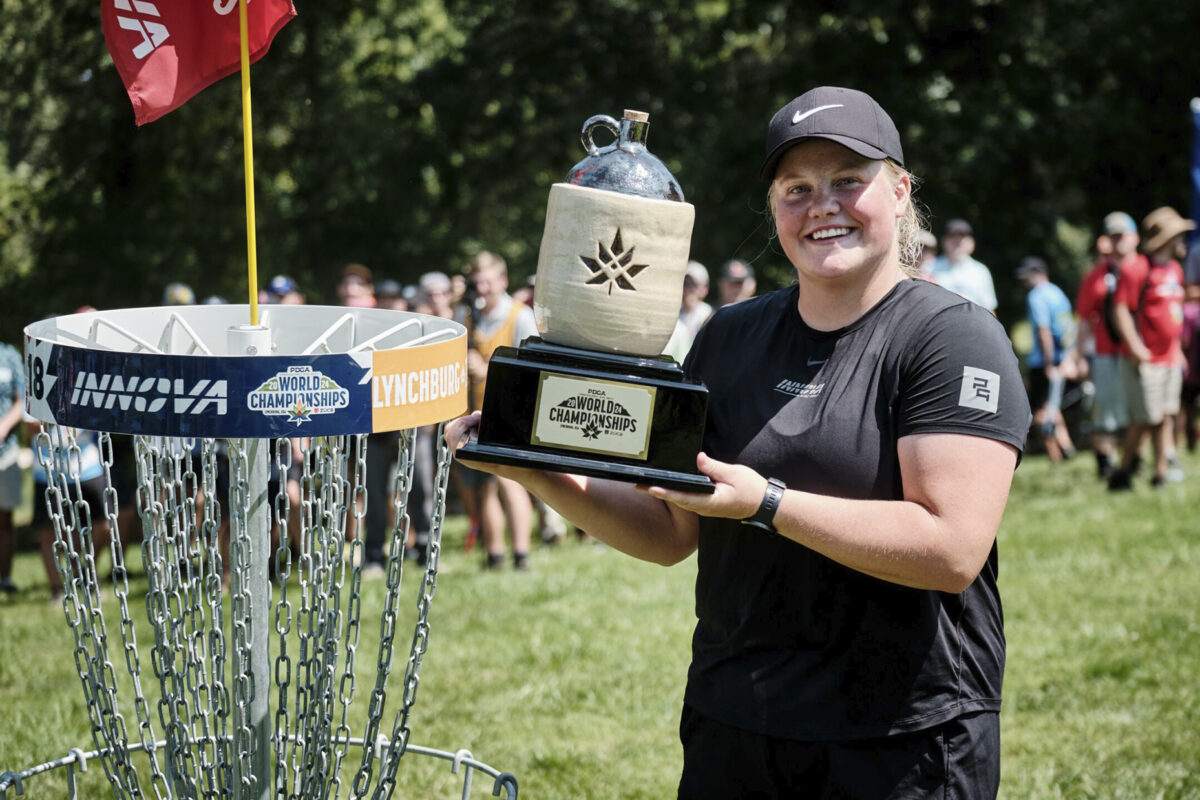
[1,447,1198,798]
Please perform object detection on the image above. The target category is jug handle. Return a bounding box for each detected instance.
[580,115,621,156]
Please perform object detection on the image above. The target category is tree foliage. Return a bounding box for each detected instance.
[2,0,1199,340]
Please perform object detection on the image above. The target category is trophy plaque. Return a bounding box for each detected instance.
[458,109,713,492]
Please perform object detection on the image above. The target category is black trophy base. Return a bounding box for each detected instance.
[458,338,714,493]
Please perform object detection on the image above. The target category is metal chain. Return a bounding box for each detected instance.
[328,434,371,800]
[104,433,163,799]
[34,416,460,799]
[349,429,415,799]
[227,439,257,800]
[199,438,227,797]
[39,428,120,795]
[371,424,453,799]
[164,436,225,800]
[284,436,317,798]
[273,437,296,800]
[309,434,349,796]
[126,436,173,800]
[144,437,202,798]
[42,426,162,799]
[199,437,233,796]
[293,435,345,797]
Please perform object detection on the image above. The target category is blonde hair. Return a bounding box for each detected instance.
[766,159,927,277]
[884,161,926,277]
[467,250,508,277]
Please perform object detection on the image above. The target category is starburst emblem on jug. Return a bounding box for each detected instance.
[579,229,649,295]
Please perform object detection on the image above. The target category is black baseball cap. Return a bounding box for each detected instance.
[943,218,973,237]
[1014,256,1047,279]
[721,260,754,282]
[376,278,403,298]
[760,86,904,181]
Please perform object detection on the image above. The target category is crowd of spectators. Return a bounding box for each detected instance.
[1010,208,1196,490]
[679,207,1199,496]
[3,203,1198,597]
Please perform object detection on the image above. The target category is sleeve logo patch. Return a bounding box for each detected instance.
[958,366,1000,414]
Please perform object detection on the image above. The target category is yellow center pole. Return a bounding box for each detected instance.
[238,0,260,326]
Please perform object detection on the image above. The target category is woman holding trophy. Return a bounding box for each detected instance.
[448,87,1030,798]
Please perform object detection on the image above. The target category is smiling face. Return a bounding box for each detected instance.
[770,139,909,287]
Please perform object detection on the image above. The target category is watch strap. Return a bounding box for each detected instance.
[742,477,786,532]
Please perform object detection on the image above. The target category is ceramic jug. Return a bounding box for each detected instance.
[533,110,695,356]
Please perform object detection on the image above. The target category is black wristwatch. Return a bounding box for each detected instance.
[742,477,787,532]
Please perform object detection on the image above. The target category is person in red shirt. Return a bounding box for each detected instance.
[1108,206,1193,489]
[1074,213,1137,479]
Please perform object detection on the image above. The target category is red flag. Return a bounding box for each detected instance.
[102,0,297,125]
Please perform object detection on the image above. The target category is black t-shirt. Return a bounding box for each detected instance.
[681,278,1031,741]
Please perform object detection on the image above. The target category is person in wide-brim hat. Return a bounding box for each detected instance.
[1141,206,1195,256]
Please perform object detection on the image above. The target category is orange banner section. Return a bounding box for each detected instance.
[371,336,469,431]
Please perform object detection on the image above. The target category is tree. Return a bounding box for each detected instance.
[3,0,1200,343]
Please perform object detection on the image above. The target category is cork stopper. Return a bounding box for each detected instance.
[623,109,650,122]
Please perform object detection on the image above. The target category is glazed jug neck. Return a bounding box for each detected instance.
[619,110,649,150]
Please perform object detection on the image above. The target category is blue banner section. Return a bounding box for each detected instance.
[31,344,374,438]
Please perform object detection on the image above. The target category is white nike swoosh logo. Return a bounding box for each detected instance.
[792,104,844,125]
[807,358,827,367]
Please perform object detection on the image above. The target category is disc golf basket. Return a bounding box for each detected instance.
[2,304,517,799]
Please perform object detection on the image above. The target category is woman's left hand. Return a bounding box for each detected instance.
[641,452,769,521]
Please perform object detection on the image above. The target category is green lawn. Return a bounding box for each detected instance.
[1,448,1198,798]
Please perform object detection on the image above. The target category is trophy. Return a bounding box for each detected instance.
[458,109,713,492]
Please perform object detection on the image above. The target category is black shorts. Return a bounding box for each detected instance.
[677,704,1000,800]
[1183,381,1200,407]
[32,476,108,529]
[1028,368,1052,410]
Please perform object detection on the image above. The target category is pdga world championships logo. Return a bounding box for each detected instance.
[547,388,638,440]
[248,366,350,425]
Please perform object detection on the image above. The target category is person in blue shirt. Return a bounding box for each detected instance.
[0,341,25,593]
[928,219,999,312]
[1017,256,1077,462]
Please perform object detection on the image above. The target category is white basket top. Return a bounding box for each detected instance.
[24,305,469,437]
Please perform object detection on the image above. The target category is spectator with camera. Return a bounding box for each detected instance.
[459,251,538,569]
